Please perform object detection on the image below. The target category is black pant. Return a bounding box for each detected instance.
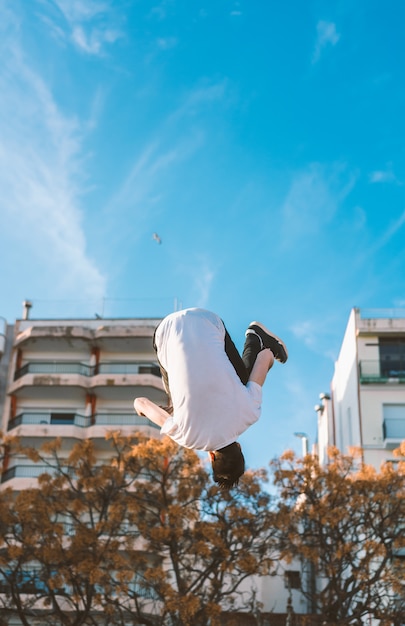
[224,326,261,384]
[153,321,261,402]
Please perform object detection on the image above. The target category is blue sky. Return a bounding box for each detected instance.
[1,0,404,469]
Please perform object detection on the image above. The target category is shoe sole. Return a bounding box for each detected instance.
[249,321,288,363]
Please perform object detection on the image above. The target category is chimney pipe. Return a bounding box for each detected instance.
[22,300,32,320]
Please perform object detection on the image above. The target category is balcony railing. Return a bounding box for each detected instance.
[0,570,156,598]
[7,412,159,431]
[14,361,161,380]
[1,463,152,485]
[98,363,160,376]
[94,413,157,427]
[1,464,56,483]
[15,361,92,378]
[63,521,140,537]
[359,360,405,383]
[8,412,90,429]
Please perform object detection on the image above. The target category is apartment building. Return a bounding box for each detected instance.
[0,303,167,489]
[316,307,405,468]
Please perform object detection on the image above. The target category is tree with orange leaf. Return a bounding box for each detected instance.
[121,436,279,626]
[0,433,280,625]
[271,446,405,626]
[0,434,149,625]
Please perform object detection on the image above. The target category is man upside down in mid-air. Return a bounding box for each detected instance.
[134,307,287,489]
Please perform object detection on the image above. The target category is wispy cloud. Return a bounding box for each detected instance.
[0,5,106,304]
[369,166,401,184]
[106,131,205,225]
[40,0,123,55]
[168,80,230,123]
[290,316,340,362]
[291,320,318,349]
[103,80,228,305]
[230,1,242,16]
[365,209,405,257]
[312,20,340,63]
[281,162,356,246]
[107,79,228,220]
[156,37,178,50]
[193,258,215,307]
[174,255,216,308]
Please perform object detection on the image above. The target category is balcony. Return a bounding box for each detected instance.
[7,412,160,431]
[1,464,55,483]
[10,361,164,401]
[359,360,405,384]
[14,319,161,354]
[14,361,161,380]
[0,569,155,599]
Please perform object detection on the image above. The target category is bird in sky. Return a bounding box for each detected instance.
[153,232,162,244]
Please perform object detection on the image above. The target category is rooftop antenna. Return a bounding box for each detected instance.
[22,300,32,320]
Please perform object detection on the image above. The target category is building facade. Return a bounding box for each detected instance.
[0,306,166,490]
[316,307,405,468]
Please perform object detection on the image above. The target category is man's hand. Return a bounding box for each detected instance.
[134,397,170,428]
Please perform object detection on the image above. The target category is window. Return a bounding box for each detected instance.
[382,404,405,440]
[284,570,301,589]
[50,413,75,425]
[379,338,405,377]
[138,364,161,376]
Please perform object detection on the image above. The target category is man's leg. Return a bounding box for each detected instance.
[246,322,288,363]
[248,348,274,386]
[241,331,264,377]
[224,328,250,384]
[226,319,288,383]
[224,324,272,384]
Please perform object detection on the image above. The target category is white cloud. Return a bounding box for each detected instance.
[51,0,109,22]
[193,259,215,307]
[156,37,178,50]
[169,80,229,123]
[0,6,106,306]
[41,0,123,55]
[367,209,405,255]
[312,20,340,63]
[369,168,400,184]
[281,162,356,246]
[107,131,204,223]
[108,80,228,218]
[290,320,318,348]
[290,317,339,362]
[230,2,242,16]
[102,80,228,306]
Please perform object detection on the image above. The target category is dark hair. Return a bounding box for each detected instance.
[211,442,245,490]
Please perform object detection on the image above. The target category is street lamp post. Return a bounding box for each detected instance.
[293,430,317,616]
[294,431,309,456]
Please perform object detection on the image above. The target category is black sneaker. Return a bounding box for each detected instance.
[246,322,288,363]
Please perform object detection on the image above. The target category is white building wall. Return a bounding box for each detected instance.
[325,307,405,468]
[331,309,361,452]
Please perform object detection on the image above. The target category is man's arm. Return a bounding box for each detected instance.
[134,397,170,428]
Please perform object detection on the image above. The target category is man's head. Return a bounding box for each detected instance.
[209,442,245,490]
